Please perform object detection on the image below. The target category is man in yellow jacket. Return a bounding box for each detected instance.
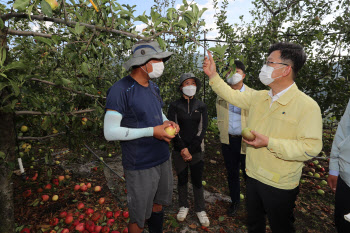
[204,42,322,232]
[216,60,253,216]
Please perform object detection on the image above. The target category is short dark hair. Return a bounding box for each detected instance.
[227,60,246,73]
[268,42,306,77]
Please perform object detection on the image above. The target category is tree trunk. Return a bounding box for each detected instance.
[0,29,16,233]
[0,111,16,233]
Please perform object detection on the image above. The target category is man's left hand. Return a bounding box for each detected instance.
[243,130,269,148]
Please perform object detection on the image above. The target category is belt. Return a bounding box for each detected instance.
[229,134,242,138]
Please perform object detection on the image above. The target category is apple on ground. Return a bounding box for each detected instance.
[74,184,81,191]
[42,195,49,201]
[314,173,321,178]
[300,179,306,184]
[241,127,256,141]
[94,225,102,232]
[50,217,59,226]
[20,228,30,233]
[122,227,128,233]
[320,167,325,172]
[59,211,67,218]
[107,219,115,226]
[240,194,245,200]
[94,186,101,192]
[114,210,121,218]
[37,188,43,193]
[58,175,65,181]
[61,229,69,233]
[52,195,59,201]
[22,190,32,198]
[65,215,73,224]
[202,180,206,186]
[98,197,105,205]
[102,226,110,233]
[106,211,113,218]
[108,153,112,157]
[320,180,328,185]
[85,208,94,215]
[317,189,325,195]
[86,183,92,188]
[77,202,85,209]
[122,211,129,218]
[216,151,220,155]
[75,223,85,232]
[80,185,88,192]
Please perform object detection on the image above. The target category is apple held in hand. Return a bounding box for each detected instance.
[241,127,256,141]
[164,126,176,136]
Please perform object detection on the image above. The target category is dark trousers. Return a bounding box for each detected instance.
[221,136,247,204]
[246,177,299,233]
[177,160,205,212]
[335,175,350,233]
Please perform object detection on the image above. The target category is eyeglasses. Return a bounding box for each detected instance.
[265,61,289,67]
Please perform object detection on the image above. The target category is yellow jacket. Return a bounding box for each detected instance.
[216,84,254,154]
[210,74,323,190]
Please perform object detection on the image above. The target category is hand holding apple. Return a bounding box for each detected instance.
[242,130,269,148]
[163,121,180,134]
[153,123,175,143]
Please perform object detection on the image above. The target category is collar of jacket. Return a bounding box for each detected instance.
[264,84,299,106]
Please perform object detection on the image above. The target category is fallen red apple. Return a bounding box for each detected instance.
[20,228,31,233]
[42,195,49,202]
[114,210,121,218]
[59,211,67,218]
[78,214,85,220]
[94,225,102,232]
[61,229,69,233]
[52,178,59,186]
[87,183,92,189]
[106,211,113,218]
[22,190,32,198]
[122,211,129,218]
[58,175,65,181]
[80,185,88,192]
[98,197,105,205]
[50,217,59,226]
[94,186,101,192]
[91,212,101,222]
[77,202,85,210]
[164,125,176,136]
[106,219,115,226]
[122,227,128,233]
[73,220,80,226]
[44,184,52,190]
[74,184,81,191]
[65,215,73,224]
[37,188,43,193]
[75,223,85,232]
[85,208,94,215]
[101,226,110,233]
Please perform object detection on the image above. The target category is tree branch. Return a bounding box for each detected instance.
[274,0,300,15]
[6,28,52,38]
[18,132,65,141]
[30,77,105,99]
[1,13,146,39]
[261,0,274,14]
[15,109,95,116]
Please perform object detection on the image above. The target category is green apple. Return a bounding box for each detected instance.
[240,194,244,200]
[216,151,220,155]
[317,189,325,195]
[100,157,104,161]
[313,160,319,165]
[164,126,176,136]
[19,152,24,157]
[241,127,255,141]
[202,180,206,186]
[307,172,313,176]
[21,125,28,133]
[314,173,320,178]
[108,153,112,157]
[320,180,328,185]
[300,179,306,184]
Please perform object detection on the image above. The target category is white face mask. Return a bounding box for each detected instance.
[141,62,164,79]
[227,73,243,85]
[182,85,197,97]
[258,64,284,85]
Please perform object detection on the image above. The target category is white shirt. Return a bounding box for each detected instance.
[228,84,245,135]
[268,83,295,107]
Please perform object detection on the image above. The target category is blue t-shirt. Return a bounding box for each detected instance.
[105,75,170,170]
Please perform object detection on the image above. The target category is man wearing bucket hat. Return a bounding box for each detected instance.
[167,73,209,227]
[104,40,179,233]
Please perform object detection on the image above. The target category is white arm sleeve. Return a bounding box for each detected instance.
[104,111,154,141]
[162,111,168,122]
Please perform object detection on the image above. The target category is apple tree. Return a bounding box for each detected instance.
[0,0,207,231]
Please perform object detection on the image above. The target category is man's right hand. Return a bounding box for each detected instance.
[203,51,218,79]
[153,122,175,143]
[181,148,192,162]
[327,174,338,193]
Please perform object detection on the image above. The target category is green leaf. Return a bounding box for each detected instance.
[34,36,52,46]
[0,151,6,160]
[176,20,187,28]
[4,61,26,71]
[156,37,166,50]
[0,19,4,29]
[135,14,148,24]
[13,0,30,11]
[41,0,52,17]
[81,62,89,76]
[75,22,85,35]
[10,80,20,96]
[167,8,176,20]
